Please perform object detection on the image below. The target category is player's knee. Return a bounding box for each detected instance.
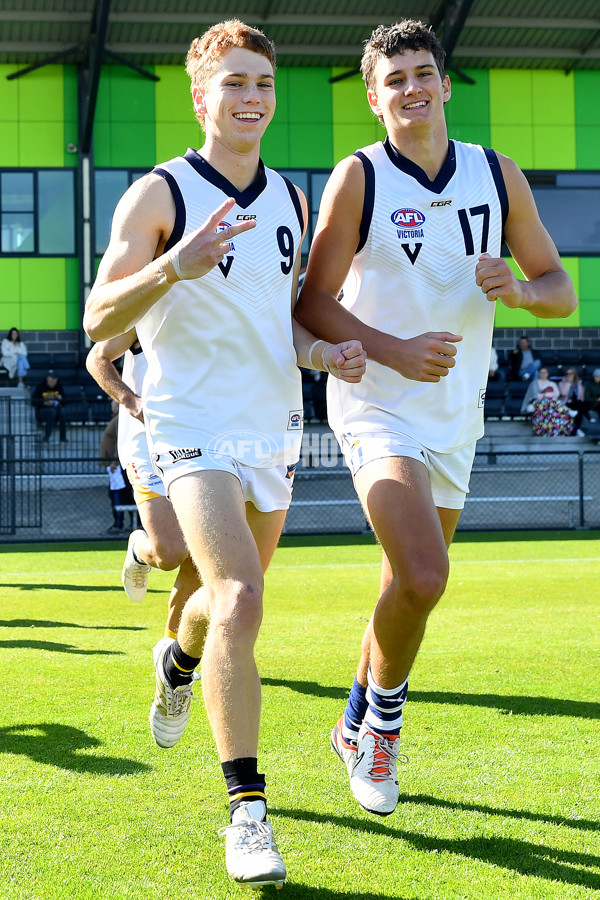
[152,541,187,571]
[393,561,448,613]
[213,582,264,639]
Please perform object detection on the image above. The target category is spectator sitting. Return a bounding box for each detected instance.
[31,371,67,442]
[584,368,600,421]
[521,366,558,414]
[558,367,586,432]
[509,335,541,382]
[488,346,505,383]
[1,327,30,386]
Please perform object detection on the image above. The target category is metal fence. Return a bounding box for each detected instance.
[1,397,599,542]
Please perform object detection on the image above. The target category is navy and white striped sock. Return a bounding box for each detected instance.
[363,667,409,737]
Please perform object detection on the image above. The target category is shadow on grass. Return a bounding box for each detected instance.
[262,679,600,719]
[0,723,150,775]
[0,619,144,631]
[0,583,163,595]
[400,793,600,834]
[0,639,124,655]
[410,690,600,720]
[275,807,600,890]
[262,677,347,700]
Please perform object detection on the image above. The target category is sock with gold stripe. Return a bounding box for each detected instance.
[164,628,177,640]
[163,640,200,688]
[222,758,267,822]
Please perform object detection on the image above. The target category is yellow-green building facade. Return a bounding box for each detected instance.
[0,62,598,343]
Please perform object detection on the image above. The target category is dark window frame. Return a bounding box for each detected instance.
[0,167,76,258]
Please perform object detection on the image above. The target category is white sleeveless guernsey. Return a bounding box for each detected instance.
[328,138,508,454]
[117,345,146,470]
[136,150,304,469]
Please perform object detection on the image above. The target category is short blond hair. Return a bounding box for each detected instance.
[186,19,276,92]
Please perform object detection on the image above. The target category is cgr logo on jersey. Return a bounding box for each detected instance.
[217,221,235,252]
[169,448,203,462]
[390,207,425,239]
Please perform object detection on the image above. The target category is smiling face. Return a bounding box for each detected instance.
[367,48,451,132]
[192,46,275,149]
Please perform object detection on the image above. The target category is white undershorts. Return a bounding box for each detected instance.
[151,445,297,512]
[338,430,476,510]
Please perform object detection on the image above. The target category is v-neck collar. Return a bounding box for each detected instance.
[384,136,456,195]
[184,148,267,209]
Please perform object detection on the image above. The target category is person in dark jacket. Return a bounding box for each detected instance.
[508,335,541,381]
[31,371,67,442]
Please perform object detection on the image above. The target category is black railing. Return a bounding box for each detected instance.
[1,398,599,541]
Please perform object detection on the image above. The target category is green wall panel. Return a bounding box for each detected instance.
[20,259,65,308]
[581,300,600,325]
[155,65,194,123]
[287,68,332,124]
[21,302,65,330]
[331,69,384,164]
[533,125,576,169]
[576,126,600,168]
[289,123,332,167]
[0,65,19,121]
[531,71,575,126]
[0,304,21,330]
[19,122,65,167]
[490,71,533,126]
[273,68,289,124]
[111,122,156,169]
[447,124,491,146]
[579,258,600,301]
[18,67,64,122]
[261,123,290,168]
[574,71,600,126]
[155,123,204,165]
[0,127,19,166]
[63,66,79,168]
[446,69,489,126]
[489,126,533,168]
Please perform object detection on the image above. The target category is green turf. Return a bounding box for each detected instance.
[0,534,598,899]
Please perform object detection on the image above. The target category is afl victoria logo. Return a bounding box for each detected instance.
[391,208,426,228]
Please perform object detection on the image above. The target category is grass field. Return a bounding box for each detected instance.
[0,532,599,900]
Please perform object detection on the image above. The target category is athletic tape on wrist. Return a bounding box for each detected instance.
[168,247,184,281]
[308,339,324,369]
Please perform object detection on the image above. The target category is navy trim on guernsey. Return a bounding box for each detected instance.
[281,174,305,233]
[384,136,457,195]
[483,147,510,231]
[130,342,143,356]
[153,167,186,251]
[183,148,268,209]
[354,151,375,255]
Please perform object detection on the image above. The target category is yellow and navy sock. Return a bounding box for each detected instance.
[222,757,267,821]
[163,640,200,688]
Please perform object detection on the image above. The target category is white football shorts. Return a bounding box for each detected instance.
[338,430,476,510]
[151,445,297,512]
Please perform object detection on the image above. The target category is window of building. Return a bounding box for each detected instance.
[526,171,600,256]
[94,169,148,255]
[0,169,75,256]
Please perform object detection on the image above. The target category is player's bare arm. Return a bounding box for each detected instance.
[86,328,144,421]
[84,177,256,342]
[475,154,577,318]
[289,181,366,384]
[296,155,461,383]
